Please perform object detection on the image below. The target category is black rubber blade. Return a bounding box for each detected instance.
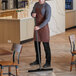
[28,68,53,72]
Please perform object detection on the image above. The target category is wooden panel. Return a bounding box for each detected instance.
[0,19,20,43]
[0,16,12,19]
[0,10,17,19]
[0,18,34,43]
[0,0,2,10]
[65,11,75,29]
[0,21,4,43]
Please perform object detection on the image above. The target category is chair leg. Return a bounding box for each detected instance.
[15,66,18,76]
[70,55,74,71]
[75,60,76,69]
[75,64,76,71]
[8,66,11,76]
[0,66,3,76]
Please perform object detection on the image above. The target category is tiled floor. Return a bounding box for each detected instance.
[0,28,76,76]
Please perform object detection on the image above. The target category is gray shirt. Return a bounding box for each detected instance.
[31,2,51,29]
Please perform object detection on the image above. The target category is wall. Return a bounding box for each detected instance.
[28,0,65,36]
[73,0,76,10]
[46,0,65,36]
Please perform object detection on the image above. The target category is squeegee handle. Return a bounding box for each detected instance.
[35,30,41,69]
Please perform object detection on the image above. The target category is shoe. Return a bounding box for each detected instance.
[30,61,39,66]
[43,63,50,68]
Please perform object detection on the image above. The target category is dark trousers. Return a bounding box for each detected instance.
[34,41,51,64]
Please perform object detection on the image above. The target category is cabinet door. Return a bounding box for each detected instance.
[0,0,2,9]
[0,20,20,43]
[65,12,75,29]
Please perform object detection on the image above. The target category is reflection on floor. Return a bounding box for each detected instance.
[0,28,76,76]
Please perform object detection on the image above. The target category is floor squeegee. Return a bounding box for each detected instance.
[28,30,53,72]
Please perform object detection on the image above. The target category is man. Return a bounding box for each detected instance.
[30,0,51,68]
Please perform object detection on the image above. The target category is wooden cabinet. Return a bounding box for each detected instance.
[0,0,2,10]
[0,18,34,43]
[65,11,75,29]
[0,19,20,43]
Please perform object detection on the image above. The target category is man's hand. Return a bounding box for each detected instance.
[34,26,40,30]
[32,13,36,18]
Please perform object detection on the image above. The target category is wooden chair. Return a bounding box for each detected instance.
[69,34,76,71]
[0,43,22,76]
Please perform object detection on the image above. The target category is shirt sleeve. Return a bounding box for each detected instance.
[31,3,37,16]
[39,5,51,29]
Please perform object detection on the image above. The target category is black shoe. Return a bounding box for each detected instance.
[43,63,50,68]
[30,61,39,66]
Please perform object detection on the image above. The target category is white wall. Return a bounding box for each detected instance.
[46,0,65,36]
[73,0,76,10]
[28,0,65,36]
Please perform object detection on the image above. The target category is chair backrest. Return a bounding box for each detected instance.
[11,43,22,64]
[69,34,76,52]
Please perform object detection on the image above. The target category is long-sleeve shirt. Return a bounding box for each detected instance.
[31,2,51,29]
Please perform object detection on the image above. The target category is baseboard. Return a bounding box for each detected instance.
[66,26,76,31]
[20,38,33,44]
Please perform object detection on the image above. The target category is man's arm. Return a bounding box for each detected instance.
[31,3,38,17]
[39,5,51,29]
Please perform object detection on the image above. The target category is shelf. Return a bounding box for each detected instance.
[65,10,76,12]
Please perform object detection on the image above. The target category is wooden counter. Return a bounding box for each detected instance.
[0,18,34,43]
[65,10,76,29]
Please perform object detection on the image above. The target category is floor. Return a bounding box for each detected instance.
[0,28,76,76]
